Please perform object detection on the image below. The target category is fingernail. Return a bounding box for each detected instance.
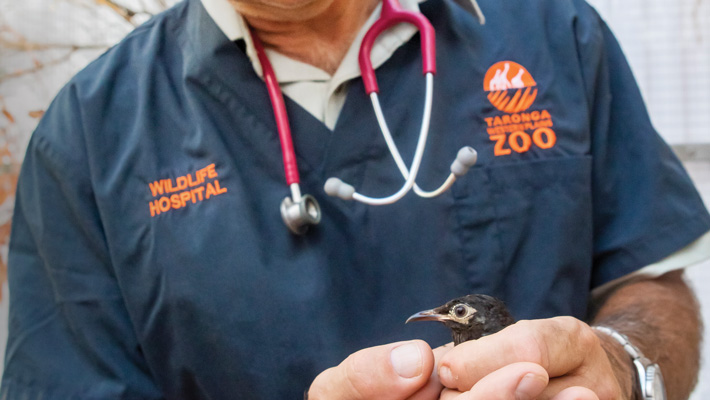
[515,373,547,399]
[390,342,422,378]
[439,365,454,384]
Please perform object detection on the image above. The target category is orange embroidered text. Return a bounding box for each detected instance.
[148,163,228,217]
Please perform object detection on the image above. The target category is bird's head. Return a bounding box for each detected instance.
[405,294,514,345]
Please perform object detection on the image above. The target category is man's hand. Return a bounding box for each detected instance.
[308,339,574,400]
[307,340,440,400]
[437,317,628,400]
[309,271,699,400]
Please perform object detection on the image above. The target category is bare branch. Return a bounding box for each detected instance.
[1,109,13,124]
[0,37,48,51]
[94,0,142,25]
[0,37,111,51]
[28,110,45,119]
[0,48,77,83]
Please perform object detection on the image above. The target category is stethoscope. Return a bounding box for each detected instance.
[251,0,485,234]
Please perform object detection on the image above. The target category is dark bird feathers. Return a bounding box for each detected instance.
[406,294,515,345]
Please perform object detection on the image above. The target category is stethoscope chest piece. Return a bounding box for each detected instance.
[280,194,321,235]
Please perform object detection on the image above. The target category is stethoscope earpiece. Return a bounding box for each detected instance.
[324,178,355,201]
[451,146,478,177]
[280,193,321,235]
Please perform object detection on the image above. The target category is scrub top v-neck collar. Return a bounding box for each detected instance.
[198,0,424,129]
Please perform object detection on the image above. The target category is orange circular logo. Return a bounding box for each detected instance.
[483,61,538,113]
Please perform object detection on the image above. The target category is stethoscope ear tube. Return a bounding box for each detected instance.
[324,73,478,204]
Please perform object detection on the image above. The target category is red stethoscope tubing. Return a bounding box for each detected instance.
[251,31,301,187]
[359,0,436,94]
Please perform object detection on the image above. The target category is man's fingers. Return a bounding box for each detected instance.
[549,386,600,400]
[439,362,549,400]
[537,373,617,400]
[406,343,454,400]
[308,340,435,400]
[439,388,465,400]
[439,317,596,391]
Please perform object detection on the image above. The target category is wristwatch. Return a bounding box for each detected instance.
[594,326,667,400]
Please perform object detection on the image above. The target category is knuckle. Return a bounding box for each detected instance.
[598,383,623,400]
[342,352,373,398]
[310,365,356,400]
[508,320,546,366]
[578,325,600,349]
[441,342,479,391]
[569,318,597,346]
[445,352,467,383]
[552,316,583,333]
[552,316,595,348]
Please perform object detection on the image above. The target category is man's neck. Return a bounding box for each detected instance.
[234,0,380,75]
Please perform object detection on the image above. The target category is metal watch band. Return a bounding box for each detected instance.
[594,325,643,360]
[593,325,666,400]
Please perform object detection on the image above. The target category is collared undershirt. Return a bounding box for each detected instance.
[201,0,423,130]
[200,0,710,297]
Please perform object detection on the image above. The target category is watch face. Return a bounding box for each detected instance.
[649,366,666,400]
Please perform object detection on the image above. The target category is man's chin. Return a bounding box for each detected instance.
[228,0,333,23]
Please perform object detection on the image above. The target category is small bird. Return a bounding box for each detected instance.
[406,294,515,345]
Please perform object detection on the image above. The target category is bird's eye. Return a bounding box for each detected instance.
[453,305,468,318]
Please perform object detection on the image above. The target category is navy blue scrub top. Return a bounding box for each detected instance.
[3,0,710,398]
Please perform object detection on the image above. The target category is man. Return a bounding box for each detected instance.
[3,0,709,398]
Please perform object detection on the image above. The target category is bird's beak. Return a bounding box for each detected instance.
[406,309,451,324]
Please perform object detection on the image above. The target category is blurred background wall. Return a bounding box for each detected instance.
[588,0,710,145]
[0,0,708,396]
[584,1,710,397]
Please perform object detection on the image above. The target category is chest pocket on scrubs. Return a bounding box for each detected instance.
[452,155,594,319]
